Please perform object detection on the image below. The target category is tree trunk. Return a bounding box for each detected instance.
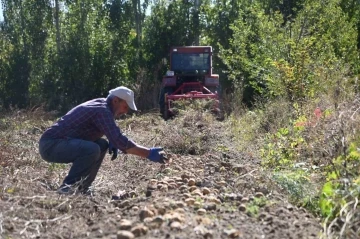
[55,0,61,54]
[137,0,142,47]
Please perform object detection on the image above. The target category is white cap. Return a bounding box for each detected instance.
[109,86,137,111]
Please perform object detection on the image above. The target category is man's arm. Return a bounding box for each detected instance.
[127,145,167,164]
[94,110,137,152]
[94,109,165,163]
[125,145,150,158]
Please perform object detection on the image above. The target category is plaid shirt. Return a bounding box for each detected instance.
[41,98,136,152]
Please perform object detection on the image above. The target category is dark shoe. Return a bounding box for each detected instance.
[57,184,76,195]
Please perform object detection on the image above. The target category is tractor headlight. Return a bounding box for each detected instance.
[205,77,219,86]
[166,71,174,76]
[162,77,176,87]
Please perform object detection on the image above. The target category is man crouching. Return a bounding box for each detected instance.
[39,86,166,195]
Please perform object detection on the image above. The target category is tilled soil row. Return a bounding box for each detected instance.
[0,113,323,239]
[1,153,322,239]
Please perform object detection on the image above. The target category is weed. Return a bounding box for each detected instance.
[272,169,320,214]
[246,197,267,217]
[260,124,305,169]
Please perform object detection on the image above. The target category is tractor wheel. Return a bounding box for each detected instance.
[215,107,225,121]
[214,98,225,121]
[163,102,169,120]
[159,87,173,120]
[159,90,165,116]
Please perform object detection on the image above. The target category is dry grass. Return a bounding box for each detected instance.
[221,87,360,239]
[1,88,360,238]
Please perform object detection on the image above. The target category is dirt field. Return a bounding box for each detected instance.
[0,109,323,239]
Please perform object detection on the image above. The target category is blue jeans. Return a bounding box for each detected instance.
[39,137,108,190]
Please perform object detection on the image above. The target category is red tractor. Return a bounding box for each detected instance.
[159,46,220,119]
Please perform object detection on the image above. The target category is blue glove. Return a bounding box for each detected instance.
[147,147,165,164]
[108,142,118,161]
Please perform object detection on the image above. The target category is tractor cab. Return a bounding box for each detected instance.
[159,46,220,119]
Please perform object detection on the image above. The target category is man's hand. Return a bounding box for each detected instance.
[147,147,167,164]
[108,142,118,161]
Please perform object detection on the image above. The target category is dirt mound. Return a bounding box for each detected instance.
[0,108,322,238]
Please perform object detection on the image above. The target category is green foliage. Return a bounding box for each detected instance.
[0,31,12,107]
[202,0,247,93]
[228,109,264,151]
[143,0,203,82]
[319,140,360,218]
[52,0,134,110]
[272,170,320,213]
[0,0,141,111]
[273,170,310,199]
[246,197,267,217]
[259,0,305,19]
[260,123,305,169]
[221,0,359,103]
[0,0,359,112]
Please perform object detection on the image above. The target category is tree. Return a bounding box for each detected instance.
[0,0,52,108]
[222,0,359,103]
[202,0,245,95]
[143,0,208,80]
[340,0,360,49]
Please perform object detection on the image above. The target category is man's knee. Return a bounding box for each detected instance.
[94,138,109,153]
[90,145,101,160]
[80,142,101,163]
